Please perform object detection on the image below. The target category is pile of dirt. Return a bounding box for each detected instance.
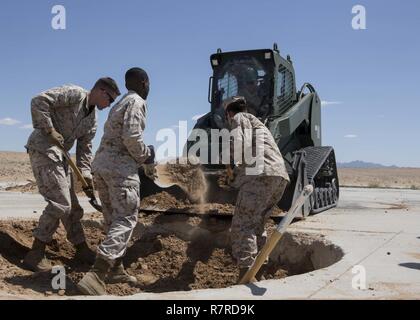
[192,202,283,217]
[141,192,187,210]
[0,214,288,297]
[338,167,420,189]
[5,181,38,193]
[140,192,235,215]
[141,191,284,217]
[0,152,33,183]
[141,192,234,214]
[164,160,208,203]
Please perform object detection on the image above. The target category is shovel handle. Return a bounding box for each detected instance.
[56,146,102,212]
[60,150,89,189]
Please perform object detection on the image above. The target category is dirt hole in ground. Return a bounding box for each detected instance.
[0,213,343,297]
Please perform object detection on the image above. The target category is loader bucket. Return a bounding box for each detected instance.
[139,167,237,216]
[139,166,286,218]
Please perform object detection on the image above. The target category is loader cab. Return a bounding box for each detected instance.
[208,45,297,128]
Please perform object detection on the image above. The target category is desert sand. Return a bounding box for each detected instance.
[1,151,418,190]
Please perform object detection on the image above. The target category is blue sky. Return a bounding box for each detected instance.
[0,0,419,167]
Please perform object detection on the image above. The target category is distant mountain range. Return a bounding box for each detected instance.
[337,161,398,169]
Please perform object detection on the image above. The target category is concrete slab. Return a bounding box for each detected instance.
[0,191,97,219]
[0,187,419,299]
[122,187,420,300]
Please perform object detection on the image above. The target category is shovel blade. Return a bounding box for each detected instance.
[153,179,176,188]
[153,164,180,189]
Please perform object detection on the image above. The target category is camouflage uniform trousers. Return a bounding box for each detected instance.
[29,149,86,245]
[94,171,140,262]
[231,176,288,268]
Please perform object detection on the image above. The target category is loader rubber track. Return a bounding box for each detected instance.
[302,146,340,214]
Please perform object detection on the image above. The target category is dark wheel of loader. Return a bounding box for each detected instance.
[303,147,340,215]
[321,188,326,207]
[311,189,318,211]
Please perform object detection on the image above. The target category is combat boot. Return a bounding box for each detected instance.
[77,256,112,296]
[107,259,138,285]
[23,238,52,272]
[73,242,95,265]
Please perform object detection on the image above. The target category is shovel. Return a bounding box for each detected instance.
[58,147,103,212]
[151,157,192,189]
[239,184,313,284]
[153,163,178,188]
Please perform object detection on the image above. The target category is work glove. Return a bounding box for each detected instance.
[81,174,95,199]
[46,128,64,148]
[144,145,155,165]
[143,146,157,180]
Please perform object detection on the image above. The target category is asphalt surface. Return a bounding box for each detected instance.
[0,191,96,219]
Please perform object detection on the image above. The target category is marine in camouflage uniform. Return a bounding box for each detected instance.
[224,96,290,279]
[77,68,154,296]
[93,90,151,262]
[24,78,121,272]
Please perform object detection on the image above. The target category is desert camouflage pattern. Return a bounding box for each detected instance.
[29,149,86,245]
[230,112,290,188]
[92,91,150,261]
[94,172,140,261]
[231,176,288,268]
[25,85,97,245]
[92,91,151,180]
[26,85,97,179]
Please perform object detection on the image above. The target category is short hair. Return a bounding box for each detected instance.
[125,67,149,83]
[94,77,121,95]
[224,96,248,114]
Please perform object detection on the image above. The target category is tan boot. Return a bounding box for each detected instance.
[77,256,111,296]
[107,259,137,285]
[74,242,95,265]
[23,239,52,272]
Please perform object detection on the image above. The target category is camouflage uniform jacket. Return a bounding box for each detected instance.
[92,91,151,181]
[25,85,97,179]
[230,112,290,187]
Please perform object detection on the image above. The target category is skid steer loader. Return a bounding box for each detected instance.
[140,44,339,217]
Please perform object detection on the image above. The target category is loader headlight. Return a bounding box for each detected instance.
[211,59,219,67]
[265,52,272,60]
